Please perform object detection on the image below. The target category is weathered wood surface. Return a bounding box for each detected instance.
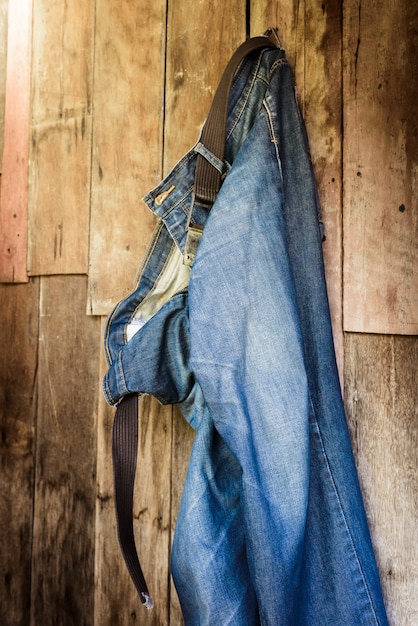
[0,0,417,624]
[164,1,245,172]
[27,0,94,276]
[29,116,93,275]
[30,276,100,625]
[302,0,344,373]
[0,280,39,626]
[344,334,418,626]
[343,0,418,334]
[0,0,32,282]
[87,0,166,315]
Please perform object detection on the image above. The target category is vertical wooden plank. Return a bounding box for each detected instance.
[29,116,93,275]
[0,0,9,170]
[28,0,94,276]
[87,0,167,315]
[0,279,39,625]
[0,0,32,282]
[31,276,100,625]
[251,0,344,378]
[303,0,343,375]
[164,1,246,172]
[344,334,418,626]
[164,4,246,622]
[343,0,418,334]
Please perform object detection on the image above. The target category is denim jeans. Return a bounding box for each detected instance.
[103,44,388,625]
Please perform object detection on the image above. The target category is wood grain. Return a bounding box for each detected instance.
[164,0,246,173]
[0,0,32,282]
[31,276,100,625]
[0,280,39,625]
[344,333,418,626]
[343,0,418,334]
[0,1,416,625]
[87,0,166,316]
[28,0,94,277]
[28,116,92,275]
[303,0,343,376]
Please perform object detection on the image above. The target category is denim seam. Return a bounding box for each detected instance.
[226,51,259,115]
[133,220,165,285]
[262,101,278,144]
[268,58,288,78]
[160,187,193,221]
[262,100,284,188]
[102,375,114,405]
[103,311,116,366]
[104,296,127,366]
[226,52,265,141]
[310,406,382,625]
[117,351,129,396]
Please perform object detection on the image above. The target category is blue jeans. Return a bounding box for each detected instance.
[103,45,388,625]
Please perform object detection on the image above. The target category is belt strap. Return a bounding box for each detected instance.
[112,30,281,610]
[113,394,153,608]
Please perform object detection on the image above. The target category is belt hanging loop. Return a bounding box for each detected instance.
[263,27,284,50]
[183,191,205,267]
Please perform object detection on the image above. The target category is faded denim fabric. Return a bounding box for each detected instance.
[103,44,388,625]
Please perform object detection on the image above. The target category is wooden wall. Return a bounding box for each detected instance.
[0,0,416,624]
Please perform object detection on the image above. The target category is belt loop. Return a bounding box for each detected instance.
[183,191,205,267]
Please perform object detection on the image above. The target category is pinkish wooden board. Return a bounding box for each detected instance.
[27,0,94,276]
[0,0,32,282]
